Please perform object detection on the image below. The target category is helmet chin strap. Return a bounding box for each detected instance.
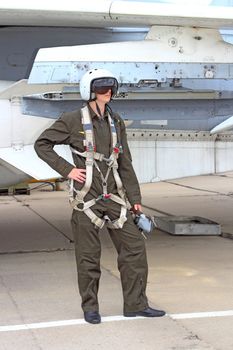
[95,101,105,118]
[90,92,96,101]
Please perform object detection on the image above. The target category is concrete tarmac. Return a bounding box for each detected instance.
[0,173,233,350]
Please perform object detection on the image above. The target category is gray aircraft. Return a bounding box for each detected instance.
[1,0,233,186]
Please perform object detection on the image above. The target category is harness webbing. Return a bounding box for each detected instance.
[69,105,128,229]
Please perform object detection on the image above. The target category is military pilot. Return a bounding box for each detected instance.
[34,68,165,324]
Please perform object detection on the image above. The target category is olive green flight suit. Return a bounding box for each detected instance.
[34,105,149,313]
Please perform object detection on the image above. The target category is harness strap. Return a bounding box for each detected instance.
[70,106,95,207]
[70,146,104,161]
[84,208,105,229]
[70,192,127,229]
[105,206,127,229]
[112,163,126,200]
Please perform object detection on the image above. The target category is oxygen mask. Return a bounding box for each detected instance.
[131,209,157,238]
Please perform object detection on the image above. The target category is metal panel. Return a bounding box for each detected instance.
[0,26,145,81]
[216,141,233,172]
[29,61,233,84]
[155,140,215,180]
[155,216,221,236]
[0,100,11,147]
[22,97,233,131]
[129,140,157,183]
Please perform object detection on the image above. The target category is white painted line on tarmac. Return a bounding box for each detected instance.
[0,315,143,332]
[170,310,233,320]
[0,310,233,332]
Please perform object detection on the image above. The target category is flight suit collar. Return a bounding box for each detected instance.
[87,103,108,120]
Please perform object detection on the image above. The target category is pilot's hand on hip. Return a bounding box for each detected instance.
[68,168,86,183]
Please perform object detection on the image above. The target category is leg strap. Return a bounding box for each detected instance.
[70,192,128,229]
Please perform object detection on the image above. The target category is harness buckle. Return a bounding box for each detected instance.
[96,193,111,202]
[85,142,96,152]
[103,194,111,201]
[74,200,85,211]
[114,144,123,154]
[106,157,114,167]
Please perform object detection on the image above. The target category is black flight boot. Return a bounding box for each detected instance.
[124,307,166,318]
[84,311,101,324]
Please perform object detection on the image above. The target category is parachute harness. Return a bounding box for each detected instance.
[69,105,129,229]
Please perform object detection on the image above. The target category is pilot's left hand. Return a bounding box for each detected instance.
[132,204,142,213]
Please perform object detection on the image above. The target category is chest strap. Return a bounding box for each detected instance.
[69,105,129,229]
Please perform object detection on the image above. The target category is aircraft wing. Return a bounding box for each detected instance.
[1,1,233,29]
[0,144,73,181]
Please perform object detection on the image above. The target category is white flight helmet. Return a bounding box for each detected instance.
[80,68,118,101]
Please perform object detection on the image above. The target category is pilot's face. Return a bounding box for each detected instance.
[95,89,112,103]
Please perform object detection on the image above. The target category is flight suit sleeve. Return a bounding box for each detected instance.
[117,118,142,206]
[34,113,74,178]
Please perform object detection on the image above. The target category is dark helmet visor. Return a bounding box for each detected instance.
[91,77,118,95]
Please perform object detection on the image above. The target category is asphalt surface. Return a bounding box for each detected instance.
[0,173,233,350]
